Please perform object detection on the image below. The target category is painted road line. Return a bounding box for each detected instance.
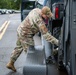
[0,21,10,40]
[0,21,8,31]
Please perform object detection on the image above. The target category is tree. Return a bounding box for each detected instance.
[0,0,21,10]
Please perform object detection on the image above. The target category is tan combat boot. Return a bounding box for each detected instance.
[6,60,16,72]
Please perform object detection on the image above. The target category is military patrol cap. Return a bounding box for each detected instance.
[41,6,53,18]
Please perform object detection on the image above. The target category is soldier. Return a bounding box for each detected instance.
[6,6,59,72]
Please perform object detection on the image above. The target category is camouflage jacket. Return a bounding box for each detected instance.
[17,8,59,46]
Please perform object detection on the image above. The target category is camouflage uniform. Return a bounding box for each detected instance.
[10,8,59,62]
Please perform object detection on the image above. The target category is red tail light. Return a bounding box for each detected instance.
[55,7,59,19]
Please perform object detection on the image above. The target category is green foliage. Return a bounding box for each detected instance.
[0,0,21,10]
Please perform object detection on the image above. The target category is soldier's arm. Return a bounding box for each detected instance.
[39,24,59,46]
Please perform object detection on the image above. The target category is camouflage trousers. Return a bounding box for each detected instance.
[10,33,34,63]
